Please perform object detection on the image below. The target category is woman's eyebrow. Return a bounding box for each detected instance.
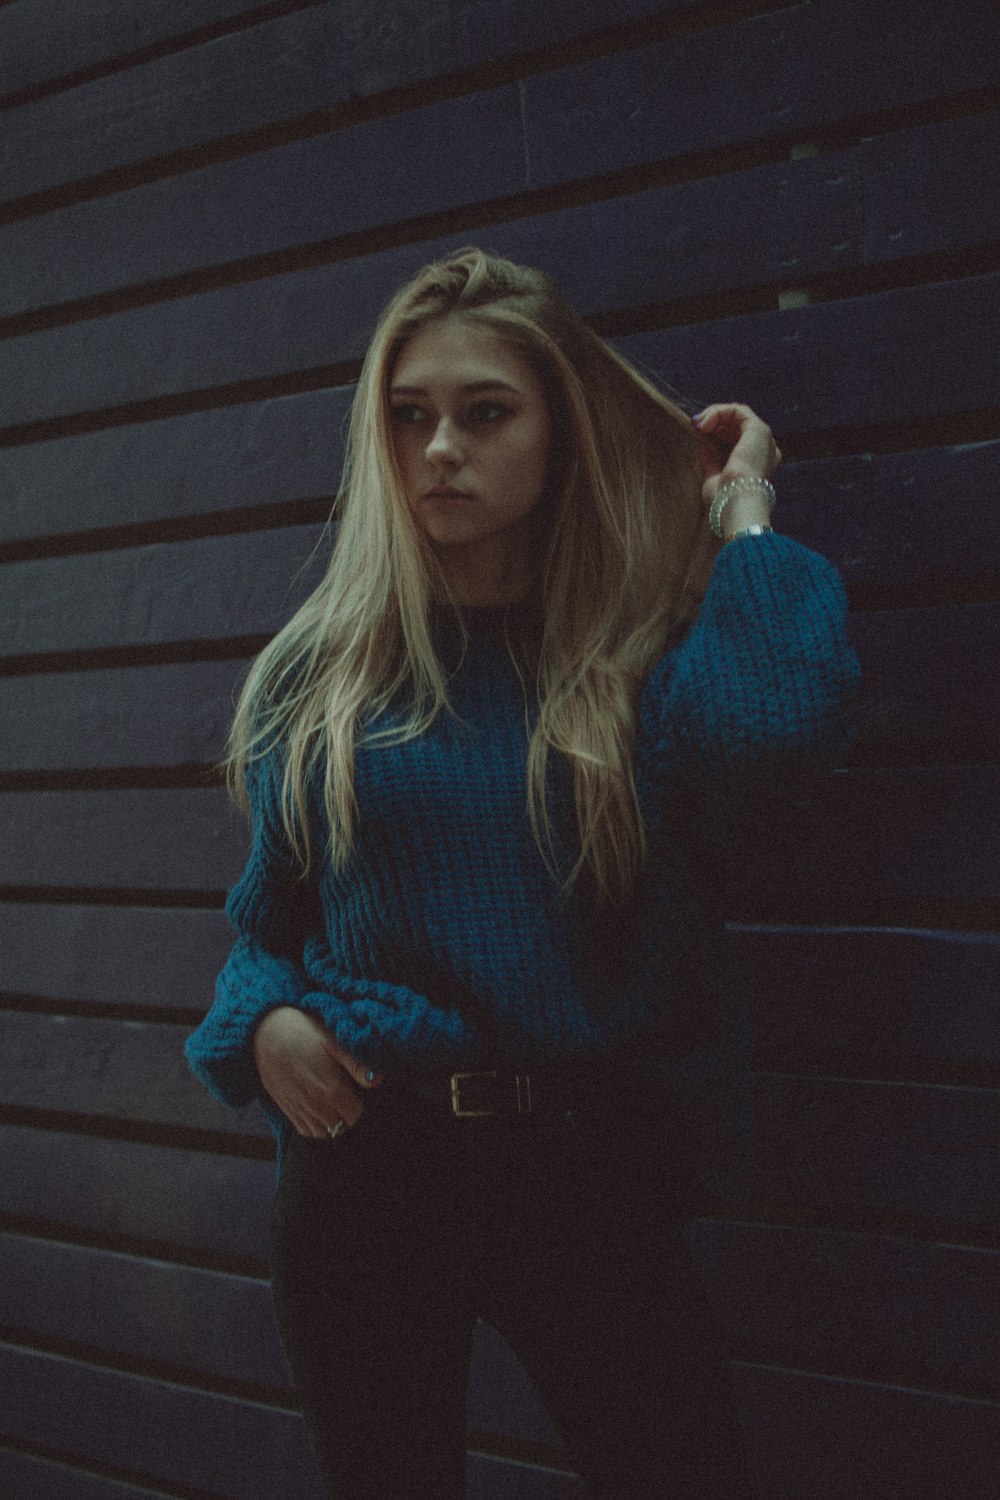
[389,379,521,396]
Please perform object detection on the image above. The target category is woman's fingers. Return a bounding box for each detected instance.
[321,1030,383,1093]
[252,1007,377,1134]
[692,402,781,508]
[298,1107,348,1140]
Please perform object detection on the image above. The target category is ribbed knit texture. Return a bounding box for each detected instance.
[186,534,859,1198]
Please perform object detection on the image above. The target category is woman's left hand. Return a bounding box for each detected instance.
[692,402,782,514]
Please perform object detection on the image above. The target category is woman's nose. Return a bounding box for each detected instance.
[425,417,463,464]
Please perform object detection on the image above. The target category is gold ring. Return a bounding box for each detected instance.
[326,1120,347,1141]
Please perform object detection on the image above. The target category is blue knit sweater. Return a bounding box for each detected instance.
[186,533,859,1201]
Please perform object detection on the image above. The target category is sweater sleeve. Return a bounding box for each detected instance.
[183,748,322,1109]
[184,747,482,1112]
[640,532,860,808]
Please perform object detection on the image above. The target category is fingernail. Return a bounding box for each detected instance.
[366,1068,382,1085]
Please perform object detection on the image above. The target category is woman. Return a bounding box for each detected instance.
[186,247,859,1499]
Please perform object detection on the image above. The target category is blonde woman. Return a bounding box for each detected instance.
[186,248,858,1498]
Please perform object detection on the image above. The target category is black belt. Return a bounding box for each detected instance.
[395,1063,622,1120]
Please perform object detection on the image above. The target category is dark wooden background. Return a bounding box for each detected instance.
[2,0,998,1495]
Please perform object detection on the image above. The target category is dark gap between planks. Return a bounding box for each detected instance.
[0,11,993,235]
[0,994,221,1027]
[4,992,997,1091]
[0,1435,280,1500]
[0,1102,274,1160]
[714,1199,1000,1256]
[0,1326,299,1412]
[0,0,334,113]
[0,355,995,473]
[3,165,999,342]
[0,636,272,678]
[726,1349,1000,1410]
[2,739,997,794]
[0,887,996,932]
[0,766,225,793]
[0,885,227,909]
[0,0,793,213]
[0,1212,268,1279]
[0,498,334,565]
[752,1049,1000,1091]
[0,154,787,334]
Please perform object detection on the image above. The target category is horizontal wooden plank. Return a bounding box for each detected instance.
[0,81,526,316]
[0,1342,324,1500]
[2,395,996,588]
[739,1360,1000,1499]
[3,1217,999,1461]
[0,0,687,205]
[521,0,1000,192]
[0,388,345,545]
[848,605,1000,747]
[0,1234,560,1441]
[3,1202,1000,1439]
[0,137,858,321]
[780,441,1000,587]
[734,766,1000,915]
[0,1233,293,1389]
[1,769,998,906]
[0,0,266,99]
[2,921,997,1206]
[7,103,996,328]
[3,603,996,777]
[614,272,1000,441]
[2,540,998,697]
[0,1446,584,1500]
[0,1124,273,1256]
[0,786,246,891]
[736,927,1000,1066]
[3,933,1000,1138]
[0,658,246,771]
[467,1454,582,1499]
[4,907,999,1072]
[40,952,1000,1142]
[861,110,1000,267]
[5,0,996,214]
[0,84,527,315]
[0,1013,270,1137]
[4,1064,1000,1252]
[0,1447,193,1500]
[750,1075,1000,1227]
[0,903,233,1009]
[0,0,680,102]
[689,1219,1000,1398]
[0,1344,580,1500]
[3,248,997,435]
[0,525,325,658]
[3,1341,997,1500]
[8,1222,996,1447]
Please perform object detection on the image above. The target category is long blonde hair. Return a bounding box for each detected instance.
[227,247,716,904]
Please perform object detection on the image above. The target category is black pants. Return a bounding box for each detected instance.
[269,1077,755,1499]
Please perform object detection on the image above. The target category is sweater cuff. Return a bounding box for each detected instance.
[296,977,482,1073]
[184,939,311,1109]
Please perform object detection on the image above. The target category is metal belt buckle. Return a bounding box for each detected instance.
[450,1069,533,1117]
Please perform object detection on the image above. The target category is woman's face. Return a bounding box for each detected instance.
[388,315,552,600]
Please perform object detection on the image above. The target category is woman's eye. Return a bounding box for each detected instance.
[389,401,510,426]
[389,404,425,424]
[469,401,510,423]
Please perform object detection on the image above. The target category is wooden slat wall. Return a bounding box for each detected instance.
[2,0,998,1494]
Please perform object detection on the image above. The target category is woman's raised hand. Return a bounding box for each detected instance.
[692,402,782,515]
[252,1006,381,1138]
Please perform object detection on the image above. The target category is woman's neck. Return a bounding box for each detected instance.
[430,528,539,606]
